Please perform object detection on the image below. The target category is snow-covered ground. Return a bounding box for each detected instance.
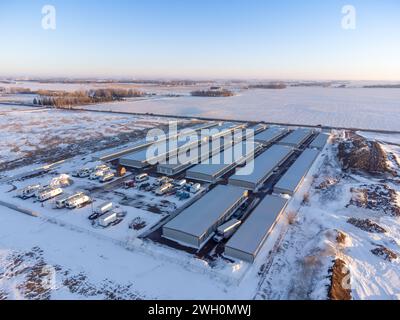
[256,136,400,300]
[3,81,400,131]
[0,106,174,166]
[79,87,400,131]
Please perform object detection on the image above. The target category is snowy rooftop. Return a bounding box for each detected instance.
[163,185,247,238]
[309,132,330,149]
[225,195,288,257]
[254,127,288,144]
[274,148,320,194]
[278,128,313,147]
[229,145,294,185]
[186,141,260,177]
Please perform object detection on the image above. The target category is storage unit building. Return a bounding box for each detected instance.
[94,121,218,162]
[186,141,262,183]
[120,137,199,169]
[254,127,288,146]
[277,128,314,148]
[225,195,288,263]
[309,132,330,150]
[163,185,248,248]
[228,145,294,191]
[157,137,233,176]
[273,148,320,195]
[202,122,246,140]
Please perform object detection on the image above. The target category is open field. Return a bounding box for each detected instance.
[77,87,400,131]
[0,106,184,172]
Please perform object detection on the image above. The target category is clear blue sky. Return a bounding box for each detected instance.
[0,0,399,80]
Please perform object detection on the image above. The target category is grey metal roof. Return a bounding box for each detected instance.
[254,127,287,144]
[278,128,313,147]
[225,195,288,257]
[309,133,330,149]
[186,141,260,178]
[157,138,225,170]
[274,148,320,194]
[229,145,294,185]
[121,138,198,163]
[96,121,218,162]
[201,122,244,139]
[163,185,247,238]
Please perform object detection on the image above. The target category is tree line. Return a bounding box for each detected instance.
[33,88,147,108]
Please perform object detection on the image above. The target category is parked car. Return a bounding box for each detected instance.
[135,173,149,183]
[124,180,135,189]
[189,183,201,194]
[100,171,115,183]
[138,182,150,191]
[174,179,187,189]
[155,183,174,196]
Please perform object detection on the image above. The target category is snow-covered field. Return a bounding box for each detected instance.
[3,81,400,131]
[0,106,174,166]
[80,87,400,131]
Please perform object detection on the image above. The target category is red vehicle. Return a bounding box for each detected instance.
[124,180,135,189]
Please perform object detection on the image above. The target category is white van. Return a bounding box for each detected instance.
[135,173,149,183]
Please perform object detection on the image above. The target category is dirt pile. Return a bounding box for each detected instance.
[347,218,386,233]
[338,133,391,175]
[371,246,398,262]
[328,259,352,300]
[350,184,400,216]
[335,230,348,244]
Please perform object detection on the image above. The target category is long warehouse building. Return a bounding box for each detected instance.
[309,132,330,150]
[120,138,198,169]
[120,122,244,168]
[225,195,289,263]
[157,137,234,176]
[186,141,262,183]
[254,126,288,146]
[273,148,320,196]
[94,121,218,162]
[163,185,248,248]
[278,128,314,148]
[228,145,294,191]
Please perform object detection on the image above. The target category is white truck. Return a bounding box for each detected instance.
[100,171,115,183]
[36,187,63,202]
[18,184,42,199]
[56,192,84,209]
[94,201,113,215]
[213,219,242,243]
[98,211,118,227]
[155,183,174,196]
[65,194,91,209]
